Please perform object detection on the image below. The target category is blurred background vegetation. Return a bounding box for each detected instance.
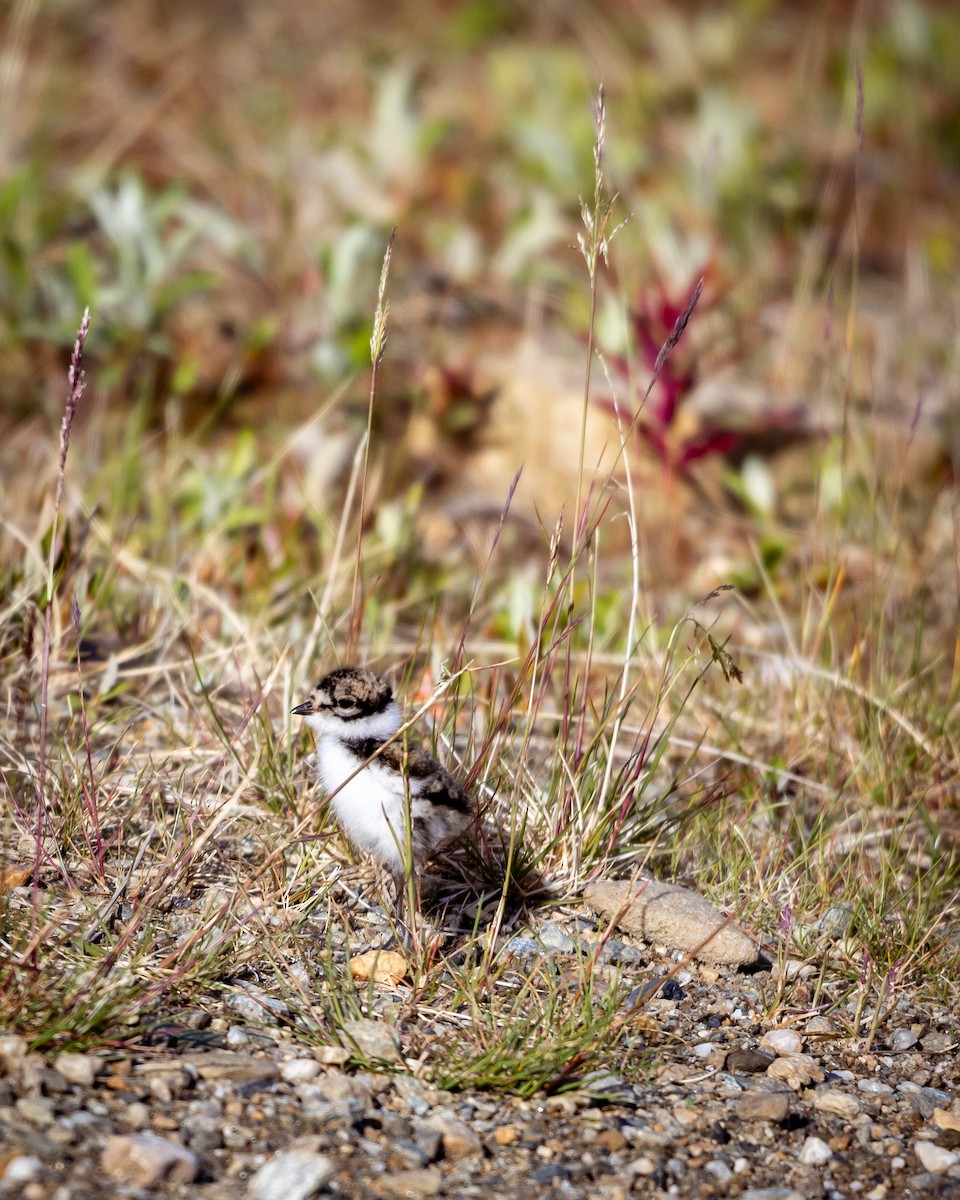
[2,0,958,706]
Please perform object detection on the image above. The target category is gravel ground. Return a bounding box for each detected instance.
[2,908,959,1200]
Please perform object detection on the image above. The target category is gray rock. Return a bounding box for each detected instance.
[539,923,578,952]
[920,1031,956,1054]
[890,1028,919,1051]
[0,1035,28,1072]
[185,1050,280,1083]
[225,983,289,1023]
[313,1044,351,1065]
[342,1017,402,1063]
[299,1093,365,1124]
[582,878,757,965]
[910,1086,953,1118]
[856,1079,893,1095]
[249,1150,335,1200]
[808,904,855,937]
[227,1024,278,1049]
[15,1097,56,1128]
[411,1124,443,1162]
[504,936,540,958]
[388,1140,429,1170]
[597,938,645,966]
[101,1133,199,1187]
[531,1164,570,1184]
[726,1049,775,1074]
[393,1075,431,1116]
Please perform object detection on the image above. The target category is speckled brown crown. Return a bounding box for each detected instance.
[314,666,393,714]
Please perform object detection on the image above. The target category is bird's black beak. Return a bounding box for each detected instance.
[291,701,313,716]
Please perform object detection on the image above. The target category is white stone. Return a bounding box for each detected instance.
[250,1151,336,1200]
[280,1058,323,1083]
[1,1156,41,1183]
[629,1157,657,1176]
[914,1141,959,1174]
[798,1136,832,1165]
[53,1052,99,1086]
[705,1160,733,1183]
[760,1029,803,1056]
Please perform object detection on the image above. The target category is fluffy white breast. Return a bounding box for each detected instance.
[313,724,410,871]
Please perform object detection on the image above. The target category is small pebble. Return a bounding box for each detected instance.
[377,1167,443,1198]
[920,1032,956,1054]
[280,1058,323,1084]
[539,923,577,953]
[531,1164,570,1184]
[805,1016,839,1035]
[628,1156,657,1176]
[249,1151,335,1200]
[809,904,855,936]
[760,1029,803,1057]
[740,1191,805,1200]
[225,984,289,1023]
[101,1134,199,1187]
[53,1052,99,1087]
[505,937,540,958]
[726,1049,775,1074]
[0,1156,42,1184]
[428,1116,482,1159]
[798,1136,832,1165]
[914,1141,959,1173]
[814,1090,861,1120]
[735,1091,791,1122]
[705,1159,733,1183]
[767,1054,824,1089]
[890,1029,919,1051]
[121,1101,151,1129]
[15,1098,55,1128]
[342,1018,401,1063]
[313,1045,351,1066]
[857,1079,894,1095]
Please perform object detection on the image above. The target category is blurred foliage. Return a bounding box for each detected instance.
[0,0,957,417]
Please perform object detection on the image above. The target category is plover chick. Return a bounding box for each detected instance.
[291,666,472,933]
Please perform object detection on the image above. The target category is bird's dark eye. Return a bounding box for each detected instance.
[336,697,354,710]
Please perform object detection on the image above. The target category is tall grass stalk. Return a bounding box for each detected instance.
[34,309,90,931]
[348,227,395,658]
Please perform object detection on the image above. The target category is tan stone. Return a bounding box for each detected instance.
[582,878,757,965]
[101,1134,198,1187]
